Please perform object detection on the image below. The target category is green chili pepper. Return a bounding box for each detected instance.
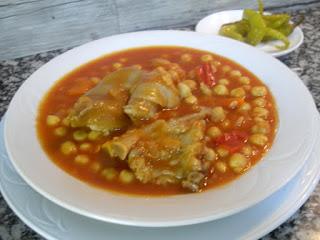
[276,23,294,36]
[258,0,264,15]
[263,14,290,28]
[277,15,304,36]
[219,24,245,42]
[243,9,266,46]
[234,20,250,35]
[264,28,290,50]
[220,20,250,35]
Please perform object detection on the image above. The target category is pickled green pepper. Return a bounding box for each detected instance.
[218,0,303,50]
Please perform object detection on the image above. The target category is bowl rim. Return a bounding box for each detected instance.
[3,30,318,227]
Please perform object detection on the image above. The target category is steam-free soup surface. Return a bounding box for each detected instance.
[37,46,277,195]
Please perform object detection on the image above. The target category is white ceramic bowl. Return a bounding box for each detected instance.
[195,10,304,57]
[4,30,318,227]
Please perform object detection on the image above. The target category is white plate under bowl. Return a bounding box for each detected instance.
[1,116,320,240]
[3,30,318,227]
[195,10,304,57]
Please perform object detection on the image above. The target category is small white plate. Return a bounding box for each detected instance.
[1,117,320,240]
[195,10,304,57]
[4,30,318,227]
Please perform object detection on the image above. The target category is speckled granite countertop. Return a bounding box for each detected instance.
[1,5,320,240]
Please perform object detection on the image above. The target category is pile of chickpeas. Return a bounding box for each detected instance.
[177,53,273,175]
[46,115,136,184]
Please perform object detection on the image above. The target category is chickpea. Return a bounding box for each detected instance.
[90,77,100,84]
[201,54,214,62]
[249,134,268,146]
[200,82,212,96]
[101,168,118,181]
[46,115,60,127]
[182,80,197,90]
[229,153,248,173]
[230,87,246,98]
[239,76,250,85]
[189,157,202,171]
[54,127,67,137]
[221,65,231,74]
[218,78,230,85]
[212,61,221,67]
[132,64,142,70]
[119,170,135,184]
[88,131,101,141]
[156,65,167,73]
[253,107,269,119]
[62,117,70,126]
[215,161,227,173]
[251,86,267,97]
[112,62,122,70]
[239,102,251,112]
[185,95,198,105]
[204,147,216,161]
[253,97,267,107]
[229,70,242,78]
[221,119,231,129]
[213,84,229,96]
[180,53,192,62]
[90,161,102,173]
[202,161,211,171]
[211,106,226,122]
[79,142,93,152]
[207,126,222,138]
[251,121,270,134]
[60,141,77,155]
[217,147,229,158]
[157,59,170,67]
[178,82,192,98]
[254,117,265,123]
[241,145,253,156]
[169,69,179,80]
[73,130,88,142]
[74,154,90,165]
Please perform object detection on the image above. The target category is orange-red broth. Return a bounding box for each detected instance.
[37,46,277,196]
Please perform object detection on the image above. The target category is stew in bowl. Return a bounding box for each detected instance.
[37,46,278,195]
